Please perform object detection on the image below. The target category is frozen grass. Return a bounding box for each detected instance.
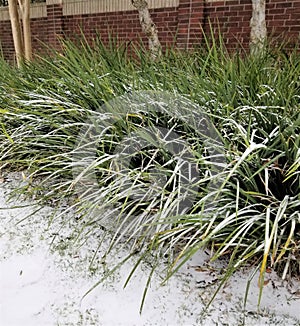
[0,36,299,311]
[1,174,299,325]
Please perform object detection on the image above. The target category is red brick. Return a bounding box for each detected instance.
[275,2,293,8]
[1,0,300,61]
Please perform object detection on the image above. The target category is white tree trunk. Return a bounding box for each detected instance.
[8,0,24,66]
[131,0,162,60]
[250,0,267,55]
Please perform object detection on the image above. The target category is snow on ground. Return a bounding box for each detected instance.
[0,172,299,326]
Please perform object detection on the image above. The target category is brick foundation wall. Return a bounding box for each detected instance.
[204,0,300,51]
[0,19,14,59]
[62,8,178,48]
[1,0,300,62]
[203,0,253,51]
[266,0,300,45]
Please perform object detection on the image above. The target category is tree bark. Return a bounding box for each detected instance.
[8,0,32,66]
[8,0,24,66]
[131,0,162,60]
[250,0,267,55]
[19,0,32,61]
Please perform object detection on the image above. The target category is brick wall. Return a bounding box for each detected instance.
[62,8,178,48]
[177,0,204,48]
[204,0,300,51]
[204,0,253,50]
[266,0,300,45]
[1,0,300,62]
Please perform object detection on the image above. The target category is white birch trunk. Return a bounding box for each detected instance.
[131,0,162,60]
[250,0,267,55]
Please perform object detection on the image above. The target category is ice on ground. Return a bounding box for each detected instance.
[0,173,299,325]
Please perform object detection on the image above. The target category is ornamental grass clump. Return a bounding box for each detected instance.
[0,36,299,311]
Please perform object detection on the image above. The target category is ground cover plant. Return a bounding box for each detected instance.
[0,36,299,313]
